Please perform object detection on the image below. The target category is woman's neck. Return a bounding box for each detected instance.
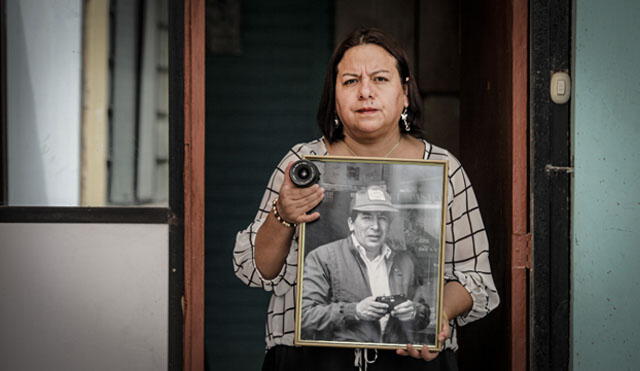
[341,132,403,158]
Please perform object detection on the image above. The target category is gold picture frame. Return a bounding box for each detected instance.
[294,155,448,351]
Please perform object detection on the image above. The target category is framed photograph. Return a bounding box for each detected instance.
[294,156,448,351]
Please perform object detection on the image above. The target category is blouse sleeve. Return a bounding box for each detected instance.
[232,146,305,297]
[443,154,500,326]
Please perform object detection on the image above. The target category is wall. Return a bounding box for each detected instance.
[6,0,82,205]
[205,1,331,369]
[572,0,640,369]
[0,223,168,370]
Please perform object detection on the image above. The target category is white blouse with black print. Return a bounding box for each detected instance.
[232,138,500,350]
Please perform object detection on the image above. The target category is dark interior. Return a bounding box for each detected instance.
[205,1,512,369]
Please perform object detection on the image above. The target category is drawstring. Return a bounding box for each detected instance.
[354,348,378,371]
[353,349,362,370]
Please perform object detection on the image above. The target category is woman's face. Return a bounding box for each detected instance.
[335,44,408,141]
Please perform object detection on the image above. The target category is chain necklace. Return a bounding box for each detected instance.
[342,136,403,158]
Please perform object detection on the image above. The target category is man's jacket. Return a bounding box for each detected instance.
[301,236,430,344]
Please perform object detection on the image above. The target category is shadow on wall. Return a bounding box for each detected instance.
[7,2,47,205]
[7,0,81,206]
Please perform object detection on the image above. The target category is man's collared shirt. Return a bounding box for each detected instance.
[352,234,392,332]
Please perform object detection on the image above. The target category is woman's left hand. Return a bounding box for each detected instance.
[395,310,450,361]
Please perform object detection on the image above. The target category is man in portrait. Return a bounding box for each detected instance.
[301,185,430,344]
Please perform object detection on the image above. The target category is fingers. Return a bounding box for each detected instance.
[391,308,414,321]
[391,307,411,316]
[286,183,323,201]
[368,301,389,317]
[281,184,323,206]
[396,349,409,356]
[370,307,388,317]
[369,301,389,310]
[391,306,413,316]
[396,313,449,361]
[389,300,414,321]
[421,349,439,362]
[297,211,320,224]
[359,310,383,320]
[357,297,389,320]
[284,188,324,223]
[359,306,387,320]
[397,344,439,362]
[438,323,451,342]
[278,177,325,223]
[438,314,451,341]
[391,300,412,311]
[281,161,295,187]
[406,345,423,359]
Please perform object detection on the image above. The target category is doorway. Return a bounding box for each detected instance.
[204,1,526,369]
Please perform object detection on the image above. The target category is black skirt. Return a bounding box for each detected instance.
[262,345,458,371]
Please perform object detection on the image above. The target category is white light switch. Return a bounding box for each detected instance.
[557,80,566,95]
[550,72,571,104]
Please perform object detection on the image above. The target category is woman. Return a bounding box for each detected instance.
[233,28,499,370]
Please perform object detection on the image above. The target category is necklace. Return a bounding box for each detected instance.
[343,136,402,158]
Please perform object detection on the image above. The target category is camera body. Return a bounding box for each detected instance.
[375,294,407,313]
[289,160,320,188]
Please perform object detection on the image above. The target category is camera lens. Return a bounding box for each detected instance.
[289,160,319,187]
[297,168,309,179]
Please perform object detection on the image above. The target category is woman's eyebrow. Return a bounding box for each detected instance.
[340,72,360,78]
[340,69,390,78]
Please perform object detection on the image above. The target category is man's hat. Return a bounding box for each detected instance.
[350,185,398,213]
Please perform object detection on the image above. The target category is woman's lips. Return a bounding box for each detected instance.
[356,108,378,114]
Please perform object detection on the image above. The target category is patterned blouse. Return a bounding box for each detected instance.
[233,138,500,350]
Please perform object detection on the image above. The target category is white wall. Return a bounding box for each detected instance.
[6,0,82,205]
[0,223,168,370]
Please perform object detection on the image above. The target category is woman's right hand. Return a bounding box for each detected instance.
[255,161,325,279]
[276,161,325,225]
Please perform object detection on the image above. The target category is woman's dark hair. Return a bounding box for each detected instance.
[317,28,425,143]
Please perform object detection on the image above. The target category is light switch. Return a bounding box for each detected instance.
[557,80,566,95]
[550,72,571,104]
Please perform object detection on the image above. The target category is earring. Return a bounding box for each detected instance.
[401,108,410,132]
[334,115,340,128]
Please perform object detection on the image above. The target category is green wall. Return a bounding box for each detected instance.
[572,1,640,369]
[205,1,332,369]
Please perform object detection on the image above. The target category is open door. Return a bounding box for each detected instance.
[203,1,528,370]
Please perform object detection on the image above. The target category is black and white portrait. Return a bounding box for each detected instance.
[295,157,447,350]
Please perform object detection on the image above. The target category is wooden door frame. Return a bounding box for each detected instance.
[510,0,529,370]
[182,0,205,370]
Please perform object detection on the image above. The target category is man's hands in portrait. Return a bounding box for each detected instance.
[356,296,388,321]
[390,300,416,321]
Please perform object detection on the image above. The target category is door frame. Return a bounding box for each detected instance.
[181,0,205,369]
[184,0,534,369]
[155,0,536,369]
[510,0,529,369]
